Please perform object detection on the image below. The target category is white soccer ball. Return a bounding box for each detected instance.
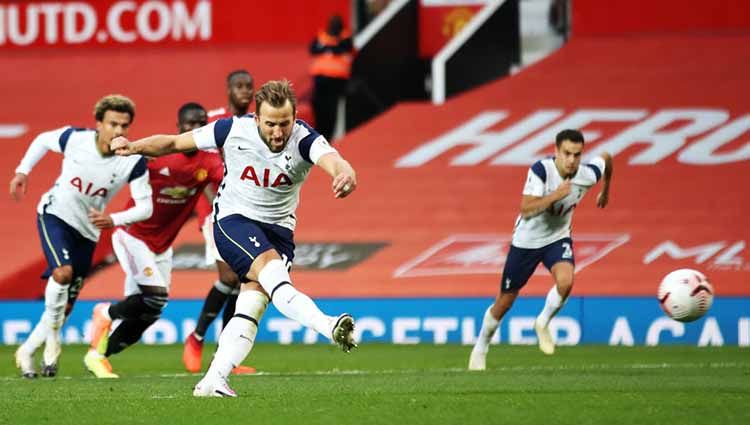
[657,269,714,322]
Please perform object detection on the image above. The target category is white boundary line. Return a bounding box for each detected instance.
[2,362,746,382]
[432,0,507,105]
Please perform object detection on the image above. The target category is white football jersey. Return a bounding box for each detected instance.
[30,127,150,242]
[193,115,337,230]
[511,156,606,249]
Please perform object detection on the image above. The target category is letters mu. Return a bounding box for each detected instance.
[241,165,292,188]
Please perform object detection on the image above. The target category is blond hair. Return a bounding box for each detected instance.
[94,94,135,123]
[255,80,297,116]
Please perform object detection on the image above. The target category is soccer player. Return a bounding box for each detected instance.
[468,129,613,370]
[9,95,153,378]
[206,69,254,120]
[184,69,257,374]
[111,80,357,397]
[84,102,226,378]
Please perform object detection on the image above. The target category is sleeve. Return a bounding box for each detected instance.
[299,130,337,164]
[110,169,153,226]
[584,156,606,182]
[522,165,545,197]
[14,126,69,175]
[193,117,233,150]
[127,157,148,182]
[309,137,338,164]
[297,120,337,164]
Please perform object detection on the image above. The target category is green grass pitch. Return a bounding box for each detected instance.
[1,344,748,425]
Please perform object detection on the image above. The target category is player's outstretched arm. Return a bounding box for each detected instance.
[316,152,357,199]
[11,128,65,201]
[597,152,613,208]
[111,132,198,157]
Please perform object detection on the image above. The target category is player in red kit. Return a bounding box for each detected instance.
[184,70,258,375]
[84,103,224,378]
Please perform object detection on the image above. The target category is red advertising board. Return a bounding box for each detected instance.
[573,0,750,36]
[0,0,350,49]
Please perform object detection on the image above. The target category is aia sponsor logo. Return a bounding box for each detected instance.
[394,234,630,278]
[69,177,107,197]
[240,165,292,188]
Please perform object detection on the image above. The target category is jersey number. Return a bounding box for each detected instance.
[281,254,293,272]
[562,242,573,259]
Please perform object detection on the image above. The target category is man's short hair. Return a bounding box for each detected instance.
[226,69,252,86]
[94,94,135,123]
[555,129,584,147]
[177,102,206,122]
[255,79,297,116]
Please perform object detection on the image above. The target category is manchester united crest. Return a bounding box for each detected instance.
[194,168,208,182]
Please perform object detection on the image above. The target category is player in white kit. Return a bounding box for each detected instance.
[9,95,153,378]
[111,80,357,397]
[469,129,613,370]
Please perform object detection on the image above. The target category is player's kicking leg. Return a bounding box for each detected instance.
[216,217,357,352]
[254,250,357,352]
[194,218,357,397]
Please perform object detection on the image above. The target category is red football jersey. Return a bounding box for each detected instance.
[124,151,223,253]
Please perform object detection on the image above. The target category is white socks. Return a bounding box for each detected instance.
[20,277,68,355]
[206,290,268,379]
[19,313,49,354]
[474,306,500,353]
[44,277,68,329]
[213,280,234,295]
[258,259,332,338]
[43,329,61,366]
[537,285,565,328]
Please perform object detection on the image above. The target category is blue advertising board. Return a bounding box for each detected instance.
[1,297,748,346]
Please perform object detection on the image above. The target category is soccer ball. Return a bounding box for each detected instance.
[657,269,714,322]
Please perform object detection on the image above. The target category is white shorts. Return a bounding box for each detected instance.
[112,228,173,297]
[201,215,225,265]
